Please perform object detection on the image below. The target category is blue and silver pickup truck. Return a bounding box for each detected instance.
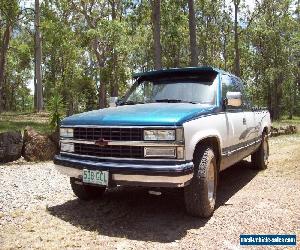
[54,67,271,217]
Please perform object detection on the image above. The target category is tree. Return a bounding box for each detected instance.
[188,0,198,66]
[151,0,162,69]
[34,0,43,112]
[0,0,19,112]
[0,0,298,121]
[233,0,240,76]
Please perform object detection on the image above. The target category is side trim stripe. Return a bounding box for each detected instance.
[222,136,261,156]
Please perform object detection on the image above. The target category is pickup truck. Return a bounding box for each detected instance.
[54,67,271,217]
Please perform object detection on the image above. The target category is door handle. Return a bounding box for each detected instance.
[243,118,247,125]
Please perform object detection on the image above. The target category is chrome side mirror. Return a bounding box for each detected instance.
[226,92,242,107]
[109,97,118,107]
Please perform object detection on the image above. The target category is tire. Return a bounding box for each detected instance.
[184,146,218,218]
[70,177,106,200]
[251,132,269,170]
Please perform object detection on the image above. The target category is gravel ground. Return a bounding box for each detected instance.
[0,134,299,249]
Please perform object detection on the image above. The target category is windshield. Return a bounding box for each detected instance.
[123,77,217,105]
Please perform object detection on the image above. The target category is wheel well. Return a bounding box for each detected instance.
[193,137,221,171]
[263,127,268,134]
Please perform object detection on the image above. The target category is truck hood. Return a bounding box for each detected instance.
[61,103,217,126]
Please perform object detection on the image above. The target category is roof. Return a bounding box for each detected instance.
[132,66,223,79]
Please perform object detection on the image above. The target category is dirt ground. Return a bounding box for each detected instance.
[0,134,299,250]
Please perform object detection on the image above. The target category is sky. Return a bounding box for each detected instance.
[26,0,257,94]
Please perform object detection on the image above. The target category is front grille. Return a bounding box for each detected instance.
[73,127,143,141]
[74,143,144,158]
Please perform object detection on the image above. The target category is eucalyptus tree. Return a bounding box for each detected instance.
[0,0,19,112]
[188,0,198,66]
[246,0,299,119]
[34,0,43,112]
[150,0,162,69]
[233,0,240,76]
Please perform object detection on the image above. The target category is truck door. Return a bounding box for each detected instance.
[221,74,247,169]
[237,78,259,143]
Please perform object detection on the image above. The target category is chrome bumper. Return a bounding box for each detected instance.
[54,154,194,188]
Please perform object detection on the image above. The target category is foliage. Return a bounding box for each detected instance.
[47,92,65,131]
[0,0,299,121]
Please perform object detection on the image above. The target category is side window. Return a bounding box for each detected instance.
[222,75,241,110]
[234,78,253,110]
[221,75,240,97]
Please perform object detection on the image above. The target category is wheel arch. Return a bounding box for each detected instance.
[192,136,221,172]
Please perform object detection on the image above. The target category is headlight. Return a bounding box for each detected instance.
[60,142,74,152]
[144,130,175,141]
[60,128,73,138]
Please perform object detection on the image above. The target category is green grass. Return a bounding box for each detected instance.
[0,112,52,134]
[0,121,51,134]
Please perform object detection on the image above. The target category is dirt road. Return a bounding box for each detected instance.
[0,134,299,249]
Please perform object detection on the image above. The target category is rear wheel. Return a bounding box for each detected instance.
[184,146,218,218]
[70,177,106,200]
[251,132,269,170]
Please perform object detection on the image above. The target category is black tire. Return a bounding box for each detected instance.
[184,146,218,218]
[70,177,106,200]
[251,132,269,170]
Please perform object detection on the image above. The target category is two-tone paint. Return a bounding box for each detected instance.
[54,67,271,187]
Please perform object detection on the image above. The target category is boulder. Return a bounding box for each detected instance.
[0,131,23,163]
[270,125,297,137]
[48,130,60,153]
[270,126,279,137]
[22,127,57,161]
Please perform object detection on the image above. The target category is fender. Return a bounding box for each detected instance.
[183,114,227,161]
[258,111,271,136]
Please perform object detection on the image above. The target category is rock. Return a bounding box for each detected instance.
[48,131,60,153]
[22,127,57,161]
[270,124,297,137]
[0,131,23,163]
[287,125,297,134]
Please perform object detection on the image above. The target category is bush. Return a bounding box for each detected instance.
[47,93,65,131]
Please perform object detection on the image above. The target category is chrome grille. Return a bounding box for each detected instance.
[74,144,144,158]
[73,127,143,141]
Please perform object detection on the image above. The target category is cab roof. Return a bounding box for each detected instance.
[133,66,224,80]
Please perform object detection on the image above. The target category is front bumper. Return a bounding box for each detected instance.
[54,154,194,187]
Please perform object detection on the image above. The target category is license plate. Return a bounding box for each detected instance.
[82,169,109,186]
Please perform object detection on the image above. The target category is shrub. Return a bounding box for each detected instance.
[47,93,65,131]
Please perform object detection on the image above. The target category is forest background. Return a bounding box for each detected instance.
[0,0,299,126]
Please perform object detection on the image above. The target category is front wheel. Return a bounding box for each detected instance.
[251,132,269,170]
[70,177,106,200]
[184,146,218,218]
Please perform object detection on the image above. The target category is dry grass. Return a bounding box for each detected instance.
[0,134,299,249]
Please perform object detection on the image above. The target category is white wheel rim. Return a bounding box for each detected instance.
[207,162,215,203]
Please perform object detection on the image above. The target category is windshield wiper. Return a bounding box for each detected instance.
[155,99,198,104]
[119,100,144,105]
[155,99,183,103]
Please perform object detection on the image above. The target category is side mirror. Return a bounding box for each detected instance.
[226,92,242,107]
[109,96,118,107]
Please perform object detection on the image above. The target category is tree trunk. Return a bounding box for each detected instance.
[0,25,11,113]
[99,72,106,109]
[233,0,240,76]
[151,0,162,70]
[35,0,43,112]
[110,0,118,97]
[188,0,198,67]
[91,38,107,108]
